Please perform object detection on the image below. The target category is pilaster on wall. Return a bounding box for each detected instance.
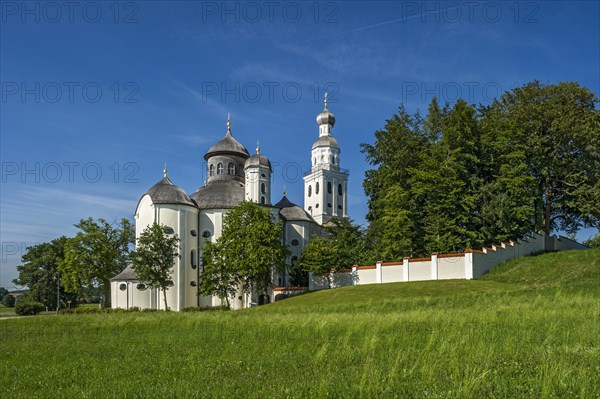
[376,261,382,283]
[431,253,439,280]
[402,257,409,281]
[464,249,474,279]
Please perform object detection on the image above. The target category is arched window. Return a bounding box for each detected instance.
[238,164,243,176]
[261,183,266,194]
[316,182,320,194]
[308,185,312,197]
[327,182,332,194]
[209,164,214,176]
[217,163,224,175]
[191,249,197,269]
[338,184,343,196]
[261,196,265,205]
[228,163,234,175]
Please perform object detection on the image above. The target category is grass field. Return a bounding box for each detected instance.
[1,249,599,398]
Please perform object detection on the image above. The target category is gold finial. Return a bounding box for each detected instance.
[163,162,168,177]
[283,185,287,196]
[227,113,231,132]
[324,91,328,109]
[256,140,260,154]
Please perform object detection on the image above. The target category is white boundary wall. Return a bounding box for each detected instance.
[308,232,589,290]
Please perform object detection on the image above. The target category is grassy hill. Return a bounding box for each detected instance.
[1,250,598,398]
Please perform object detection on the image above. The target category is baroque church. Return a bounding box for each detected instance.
[111,98,349,310]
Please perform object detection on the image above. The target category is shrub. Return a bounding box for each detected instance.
[1,294,15,307]
[15,301,45,316]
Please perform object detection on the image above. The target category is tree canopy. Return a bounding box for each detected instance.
[59,218,134,308]
[361,81,599,259]
[130,223,180,310]
[200,201,288,306]
[13,236,77,309]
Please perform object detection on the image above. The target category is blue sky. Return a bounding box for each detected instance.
[1,1,599,288]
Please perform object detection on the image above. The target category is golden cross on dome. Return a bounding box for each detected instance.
[227,113,231,132]
[324,91,328,109]
[163,162,168,177]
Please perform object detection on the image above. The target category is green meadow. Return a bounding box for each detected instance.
[1,250,599,398]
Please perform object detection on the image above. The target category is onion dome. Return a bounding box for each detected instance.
[204,115,250,161]
[245,142,272,169]
[190,180,245,209]
[316,92,335,127]
[274,195,316,223]
[143,167,196,207]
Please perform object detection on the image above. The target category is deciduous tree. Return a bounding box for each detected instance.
[130,223,180,310]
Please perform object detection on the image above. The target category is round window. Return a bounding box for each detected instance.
[190,229,197,237]
[291,239,299,246]
[119,283,126,291]
[316,203,319,208]
[327,203,332,208]
[202,230,212,238]
[190,281,197,287]
[136,283,147,291]
[166,280,174,287]
[164,227,175,234]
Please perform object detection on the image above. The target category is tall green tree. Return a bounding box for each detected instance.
[199,241,237,308]
[200,201,288,305]
[361,82,599,260]
[59,218,134,308]
[497,81,600,234]
[13,237,77,309]
[130,223,180,310]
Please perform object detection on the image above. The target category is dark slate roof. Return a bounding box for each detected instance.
[143,176,196,207]
[312,135,339,150]
[190,179,245,209]
[274,195,316,223]
[245,153,271,169]
[110,265,138,281]
[204,131,250,160]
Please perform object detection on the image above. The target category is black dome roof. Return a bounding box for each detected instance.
[143,176,196,207]
[190,179,245,209]
[245,153,271,169]
[204,130,249,160]
[274,195,316,223]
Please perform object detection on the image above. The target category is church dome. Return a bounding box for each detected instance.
[190,179,245,209]
[245,153,271,169]
[204,117,250,161]
[274,195,316,223]
[312,135,339,150]
[143,174,196,207]
[316,107,335,127]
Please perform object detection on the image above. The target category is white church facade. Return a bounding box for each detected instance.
[111,99,348,310]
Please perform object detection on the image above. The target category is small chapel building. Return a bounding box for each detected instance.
[111,98,349,310]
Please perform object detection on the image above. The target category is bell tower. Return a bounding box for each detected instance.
[303,93,348,224]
